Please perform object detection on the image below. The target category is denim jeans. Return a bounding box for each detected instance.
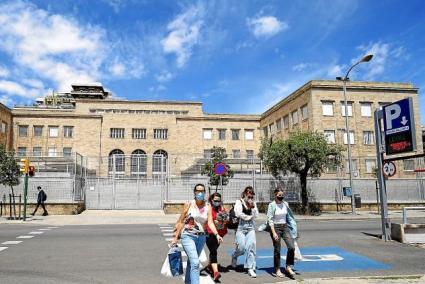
[270,223,295,270]
[181,233,206,284]
[232,219,256,270]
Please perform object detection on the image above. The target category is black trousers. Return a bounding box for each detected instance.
[206,233,221,264]
[270,223,295,269]
[33,202,48,214]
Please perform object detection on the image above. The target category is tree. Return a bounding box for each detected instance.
[260,131,344,213]
[0,144,21,217]
[201,146,234,191]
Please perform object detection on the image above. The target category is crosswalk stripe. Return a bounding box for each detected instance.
[38,228,51,231]
[163,233,174,237]
[17,236,34,239]
[160,229,174,232]
[0,247,8,252]
[2,241,22,245]
[29,231,44,235]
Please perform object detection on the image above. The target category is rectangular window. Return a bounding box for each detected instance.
[19,125,28,137]
[322,101,334,116]
[218,129,226,140]
[110,128,125,139]
[49,126,59,137]
[403,159,414,171]
[232,149,241,158]
[154,129,168,139]
[63,147,72,157]
[283,115,289,129]
[1,121,6,133]
[276,119,282,131]
[245,129,254,140]
[360,102,372,117]
[363,131,374,145]
[263,127,268,138]
[64,126,74,138]
[365,159,376,173]
[343,130,355,144]
[324,130,336,144]
[33,147,42,157]
[231,129,240,140]
[341,102,353,117]
[203,129,212,140]
[291,110,299,125]
[17,147,26,157]
[268,123,274,134]
[132,128,146,139]
[203,149,212,159]
[246,150,254,159]
[345,159,358,173]
[48,147,57,157]
[326,157,338,173]
[33,126,43,137]
[301,104,308,120]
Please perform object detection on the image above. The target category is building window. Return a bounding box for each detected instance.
[245,129,254,140]
[363,131,374,145]
[153,149,168,173]
[49,126,59,137]
[218,129,226,140]
[263,127,268,138]
[131,149,147,177]
[322,101,334,116]
[110,128,125,139]
[341,102,353,117]
[33,147,42,157]
[291,110,299,125]
[1,121,7,133]
[365,159,376,173]
[154,129,168,139]
[231,129,240,140]
[345,159,358,173]
[17,147,26,157]
[403,159,414,171]
[360,102,372,117]
[283,115,289,129]
[276,119,282,131]
[108,149,125,173]
[232,149,241,159]
[343,130,355,144]
[33,126,43,137]
[64,126,74,138]
[19,125,28,137]
[324,130,336,144]
[63,147,72,157]
[246,150,254,159]
[48,147,57,157]
[301,104,308,120]
[326,157,338,173]
[132,128,146,139]
[268,123,274,134]
[204,149,212,159]
[203,129,212,140]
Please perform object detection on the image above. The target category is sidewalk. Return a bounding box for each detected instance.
[268,275,425,284]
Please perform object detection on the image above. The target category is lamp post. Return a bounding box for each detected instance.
[336,54,373,214]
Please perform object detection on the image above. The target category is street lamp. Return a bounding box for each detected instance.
[336,54,373,214]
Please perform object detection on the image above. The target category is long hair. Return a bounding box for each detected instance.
[241,186,255,198]
[209,192,222,203]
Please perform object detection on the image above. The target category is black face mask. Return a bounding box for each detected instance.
[276,196,284,201]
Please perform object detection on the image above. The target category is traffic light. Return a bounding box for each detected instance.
[28,166,35,177]
[20,158,29,174]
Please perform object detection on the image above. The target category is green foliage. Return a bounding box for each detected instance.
[0,144,21,189]
[201,146,234,189]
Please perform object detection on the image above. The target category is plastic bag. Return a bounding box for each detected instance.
[199,249,208,267]
[294,240,303,261]
[161,255,172,277]
[161,247,183,277]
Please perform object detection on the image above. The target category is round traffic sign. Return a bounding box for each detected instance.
[213,162,227,176]
[383,161,396,177]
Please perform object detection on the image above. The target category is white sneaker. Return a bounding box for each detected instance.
[248,269,257,278]
[231,255,237,268]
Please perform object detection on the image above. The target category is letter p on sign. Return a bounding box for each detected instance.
[385,104,401,130]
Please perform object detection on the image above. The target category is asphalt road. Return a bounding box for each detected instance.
[1,219,424,284]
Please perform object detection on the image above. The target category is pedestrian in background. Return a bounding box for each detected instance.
[267,187,298,278]
[171,184,223,284]
[31,186,48,216]
[205,192,228,281]
[231,186,258,278]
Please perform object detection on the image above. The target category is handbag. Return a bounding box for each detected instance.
[294,240,303,261]
[167,247,184,277]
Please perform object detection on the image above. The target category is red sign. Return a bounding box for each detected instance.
[213,162,227,176]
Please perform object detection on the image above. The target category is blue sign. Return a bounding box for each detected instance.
[228,247,390,275]
[214,162,227,176]
[383,98,416,155]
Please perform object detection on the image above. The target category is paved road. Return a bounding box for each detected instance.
[1,219,424,284]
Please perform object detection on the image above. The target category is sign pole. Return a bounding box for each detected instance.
[23,173,28,221]
[374,109,391,241]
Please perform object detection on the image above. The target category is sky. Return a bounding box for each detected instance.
[0,0,424,124]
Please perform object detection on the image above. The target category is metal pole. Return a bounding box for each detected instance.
[342,79,356,214]
[23,174,28,221]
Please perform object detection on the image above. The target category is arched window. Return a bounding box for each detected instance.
[131,149,147,178]
[108,149,125,174]
[153,149,168,174]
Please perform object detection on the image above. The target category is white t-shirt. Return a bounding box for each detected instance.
[272,202,287,225]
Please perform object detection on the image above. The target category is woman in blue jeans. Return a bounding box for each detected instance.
[172,184,223,284]
[231,186,258,278]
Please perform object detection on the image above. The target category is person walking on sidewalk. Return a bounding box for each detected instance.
[171,184,223,284]
[31,186,48,216]
[205,192,228,281]
[267,187,298,279]
[231,186,258,278]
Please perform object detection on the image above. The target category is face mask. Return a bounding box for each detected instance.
[195,192,205,201]
[212,201,221,207]
[276,196,284,201]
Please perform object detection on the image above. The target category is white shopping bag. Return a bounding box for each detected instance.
[199,249,208,267]
[161,255,173,277]
[294,240,303,261]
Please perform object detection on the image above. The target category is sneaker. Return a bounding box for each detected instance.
[248,269,256,278]
[30,213,34,216]
[42,212,48,216]
[273,270,284,278]
[213,271,221,281]
[231,255,237,268]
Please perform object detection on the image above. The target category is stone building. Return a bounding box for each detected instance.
[0,102,13,150]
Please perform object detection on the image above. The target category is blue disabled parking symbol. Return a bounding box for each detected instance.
[228,247,391,275]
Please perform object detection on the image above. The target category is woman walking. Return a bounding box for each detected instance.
[267,188,298,278]
[205,192,228,281]
[171,184,223,284]
[231,186,258,278]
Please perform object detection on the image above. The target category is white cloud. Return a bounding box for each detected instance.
[356,42,390,80]
[327,64,345,78]
[0,80,42,99]
[109,62,126,76]
[247,16,288,39]
[22,78,44,89]
[149,85,166,92]
[161,5,204,68]
[0,66,10,77]
[292,63,311,72]
[156,71,173,82]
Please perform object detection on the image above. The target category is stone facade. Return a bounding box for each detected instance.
[0,102,13,150]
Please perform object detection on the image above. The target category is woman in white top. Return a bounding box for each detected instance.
[231,186,258,278]
[172,184,223,284]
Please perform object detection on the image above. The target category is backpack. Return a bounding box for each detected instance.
[227,205,239,230]
[42,191,47,202]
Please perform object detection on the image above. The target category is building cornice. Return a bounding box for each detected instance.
[177,115,260,122]
[76,99,203,105]
[12,113,103,119]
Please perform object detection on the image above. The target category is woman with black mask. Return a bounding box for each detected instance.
[205,192,228,281]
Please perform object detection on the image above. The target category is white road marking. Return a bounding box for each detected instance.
[47,227,60,229]
[2,241,22,245]
[17,236,34,239]
[161,229,174,232]
[0,247,8,252]
[38,228,51,231]
[165,238,174,242]
[257,254,344,262]
[29,231,44,235]
[163,233,174,237]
